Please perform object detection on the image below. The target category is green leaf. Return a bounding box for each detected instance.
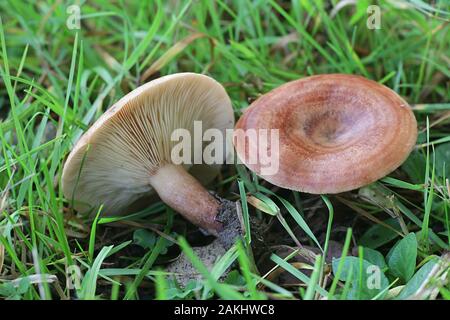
[396,259,438,299]
[17,277,30,294]
[433,143,450,179]
[387,233,418,282]
[271,254,329,298]
[402,151,426,184]
[0,283,15,297]
[361,247,387,271]
[381,177,423,191]
[80,245,114,299]
[224,270,246,286]
[359,218,402,249]
[165,278,203,300]
[133,229,174,255]
[238,180,251,245]
[332,256,389,300]
[133,229,157,249]
[350,0,370,25]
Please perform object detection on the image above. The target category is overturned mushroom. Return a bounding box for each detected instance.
[62,73,238,236]
[234,74,418,194]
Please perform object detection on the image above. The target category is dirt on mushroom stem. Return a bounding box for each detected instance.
[167,195,267,287]
[147,163,244,242]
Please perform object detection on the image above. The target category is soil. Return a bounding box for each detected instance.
[166,239,228,287]
[166,196,245,287]
[214,196,244,250]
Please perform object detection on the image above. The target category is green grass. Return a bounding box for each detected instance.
[0,0,449,300]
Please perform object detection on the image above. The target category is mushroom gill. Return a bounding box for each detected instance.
[62,73,234,233]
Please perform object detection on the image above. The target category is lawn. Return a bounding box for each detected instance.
[0,0,449,300]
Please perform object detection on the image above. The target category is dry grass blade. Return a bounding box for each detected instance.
[11,274,57,286]
[409,253,450,300]
[93,44,122,71]
[0,166,15,212]
[446,179,450,198]
[271,32,298,52]
[336,196,404,236]
[423,110,450,132]
[118,220,177,244]
[0,244,4,274]
[140,32,215,82]
[247,195,278,215]
[330,0,357,18]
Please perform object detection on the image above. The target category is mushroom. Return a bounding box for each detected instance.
[62,73,236,235]
[233,74,418,194]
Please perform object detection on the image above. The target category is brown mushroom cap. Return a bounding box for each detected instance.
[234,74,418,194]
[62,73,234,222]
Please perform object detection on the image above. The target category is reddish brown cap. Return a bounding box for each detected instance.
[234,74,418,194]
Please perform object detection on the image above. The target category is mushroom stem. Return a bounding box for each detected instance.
[149,164,223,234]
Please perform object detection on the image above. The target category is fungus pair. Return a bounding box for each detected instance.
[62,73,417,239]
